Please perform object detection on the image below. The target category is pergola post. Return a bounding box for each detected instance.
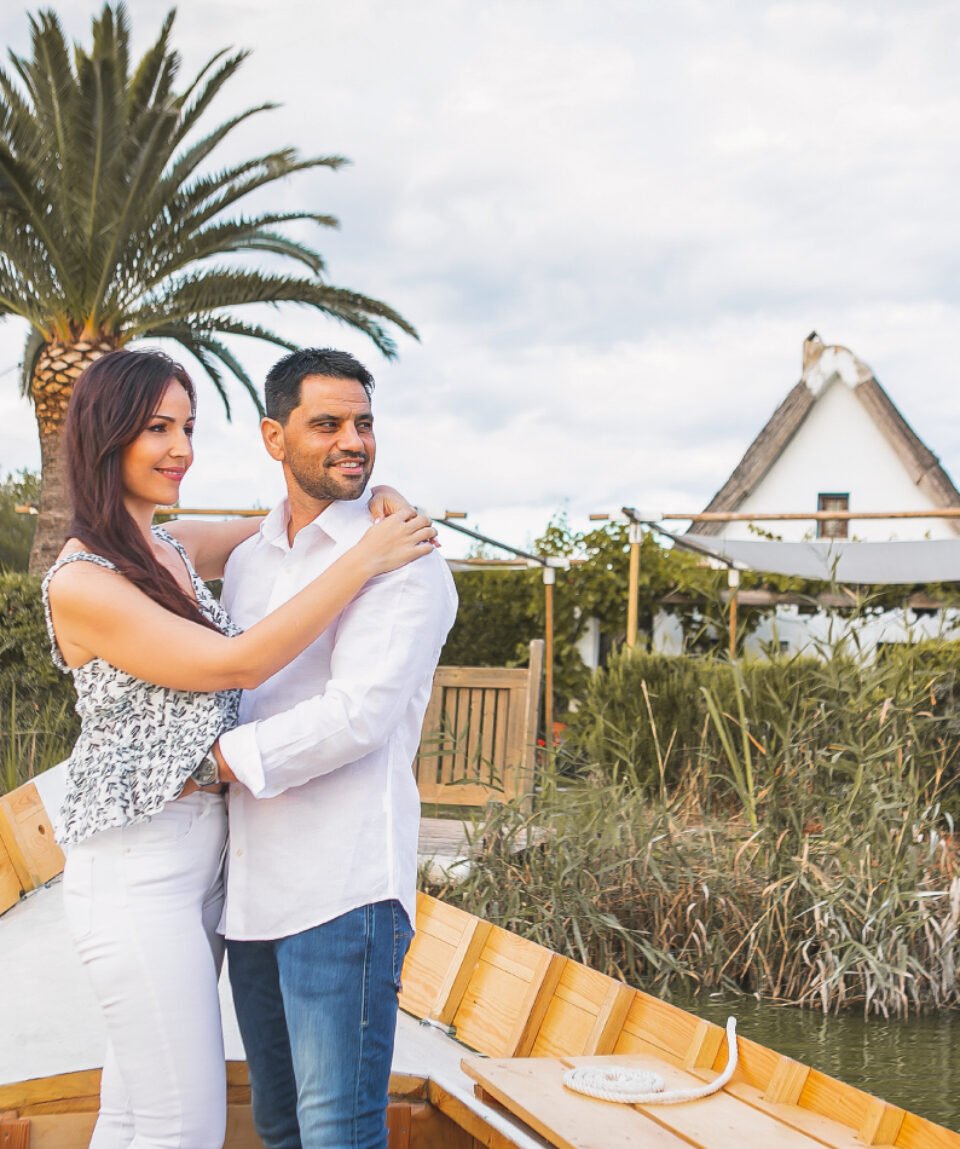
[626,520,642,648]
[542,565,556,749]
[728,567,741,658]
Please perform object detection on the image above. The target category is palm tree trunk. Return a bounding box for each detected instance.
[28,340,116,574]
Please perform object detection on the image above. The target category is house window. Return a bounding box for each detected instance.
[817,493,849,539]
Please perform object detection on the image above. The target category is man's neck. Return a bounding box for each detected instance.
[286,491,334,546]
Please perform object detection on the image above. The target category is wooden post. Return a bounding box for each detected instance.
[626,521,641,648]
[728,568,740,658]
[542,566,555,752]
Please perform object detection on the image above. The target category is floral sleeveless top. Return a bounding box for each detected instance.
[41,528,241,846]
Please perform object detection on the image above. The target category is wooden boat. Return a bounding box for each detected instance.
[1,774,958,1149]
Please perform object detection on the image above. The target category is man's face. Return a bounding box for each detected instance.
[263,374,376,507]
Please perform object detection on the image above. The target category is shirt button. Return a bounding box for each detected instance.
[235,848,244,857]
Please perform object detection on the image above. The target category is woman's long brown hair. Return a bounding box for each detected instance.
[64,349,219,630]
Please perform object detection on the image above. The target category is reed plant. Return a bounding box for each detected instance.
[0,687,75,795]
[433,643,960,1016]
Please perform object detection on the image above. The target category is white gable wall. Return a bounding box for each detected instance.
[719,376,957,541]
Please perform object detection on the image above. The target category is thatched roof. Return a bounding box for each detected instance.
[690,333,960,536]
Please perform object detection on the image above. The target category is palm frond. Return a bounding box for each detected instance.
[0,1,416,412]
[160,102,277,196]
[19,327,45,397]
[142,321,266,417]
[170,49,251,150]
[144,313,297,351]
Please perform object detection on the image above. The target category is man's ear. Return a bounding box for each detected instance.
[261,417,285,462]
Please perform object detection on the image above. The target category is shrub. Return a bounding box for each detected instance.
[434,762,959,1015]
[0,573,77,706]
[564,643,960,821]
[0,470,39,572]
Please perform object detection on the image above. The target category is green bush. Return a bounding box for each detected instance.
[565,643,960,820]
[0,574,78,792]
[0,573,77,706]
[0,470,39,572]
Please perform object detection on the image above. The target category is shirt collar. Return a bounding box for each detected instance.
[260,496,369,550]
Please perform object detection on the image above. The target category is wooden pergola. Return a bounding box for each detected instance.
[589,507,960,658]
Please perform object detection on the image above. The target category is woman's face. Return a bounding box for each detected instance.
[120,380,195,512]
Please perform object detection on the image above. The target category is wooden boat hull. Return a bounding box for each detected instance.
[1,776,957,1148]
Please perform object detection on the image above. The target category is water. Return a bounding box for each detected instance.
[679,994,959,1133]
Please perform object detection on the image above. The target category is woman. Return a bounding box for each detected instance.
[43,348,435,1149]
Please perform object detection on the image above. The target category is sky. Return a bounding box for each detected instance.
[1,0,959,557]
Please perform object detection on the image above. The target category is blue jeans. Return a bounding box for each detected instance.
[226,900,413,1149]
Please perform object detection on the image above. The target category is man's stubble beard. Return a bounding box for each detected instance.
[285,453,373,504]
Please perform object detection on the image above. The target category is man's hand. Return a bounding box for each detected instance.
[212,740,239,784]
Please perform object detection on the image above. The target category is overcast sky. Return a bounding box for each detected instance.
[1,0,959,556]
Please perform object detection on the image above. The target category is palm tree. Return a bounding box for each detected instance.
[0,4,417,571]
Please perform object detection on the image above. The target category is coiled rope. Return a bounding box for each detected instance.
[562,1016,738,1105]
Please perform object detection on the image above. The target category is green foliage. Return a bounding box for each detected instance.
[0,573,77,709]
[1,687,75,795]
[0,571,78,792]
[0,470,39,571]
[564,641,960,824]
[443,515,730,714]
[0,3,415,405]
[441,567,541,668]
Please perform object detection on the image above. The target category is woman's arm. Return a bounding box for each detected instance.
[164,517,263,581]
[164,486,414,580]
[46,511,437,692]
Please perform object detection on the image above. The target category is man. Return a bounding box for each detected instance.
[211,348,457,1149]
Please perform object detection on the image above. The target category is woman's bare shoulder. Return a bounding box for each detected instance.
[56,537,93,561]
[47,541,123,601]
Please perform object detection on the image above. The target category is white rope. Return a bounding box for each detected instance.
[562,1016,738,1106]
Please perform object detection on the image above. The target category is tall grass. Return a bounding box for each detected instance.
[0,687,74,795]
[433,644,960,1016]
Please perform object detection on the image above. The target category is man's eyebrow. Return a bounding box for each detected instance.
[305,411,374,425]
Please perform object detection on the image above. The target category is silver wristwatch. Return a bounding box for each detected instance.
[192,749,220,787]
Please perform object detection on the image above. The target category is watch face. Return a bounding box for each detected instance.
[193,756,218,785]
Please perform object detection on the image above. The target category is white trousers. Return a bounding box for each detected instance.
[62,792,228,1149]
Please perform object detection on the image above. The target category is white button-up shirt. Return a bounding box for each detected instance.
[218,497,457,941]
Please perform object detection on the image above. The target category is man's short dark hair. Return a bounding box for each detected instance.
[264,348,375,424]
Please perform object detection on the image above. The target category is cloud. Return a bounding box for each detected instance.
[1,0,959,558]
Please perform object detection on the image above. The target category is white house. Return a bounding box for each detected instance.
[654,333,960,655]
[690,332,960,543]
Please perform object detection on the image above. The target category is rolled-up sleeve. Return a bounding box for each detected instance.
[221,553,456,799]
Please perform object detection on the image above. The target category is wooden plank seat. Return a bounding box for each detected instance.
[463,1052,835,1149]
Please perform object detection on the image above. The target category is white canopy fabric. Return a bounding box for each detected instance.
[665,534,960,585]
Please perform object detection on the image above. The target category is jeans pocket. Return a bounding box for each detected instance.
[391,902,414,992]
[137,792,220,849]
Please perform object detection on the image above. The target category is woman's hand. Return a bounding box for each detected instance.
[369,484,415,521]
[354,510,438,577]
